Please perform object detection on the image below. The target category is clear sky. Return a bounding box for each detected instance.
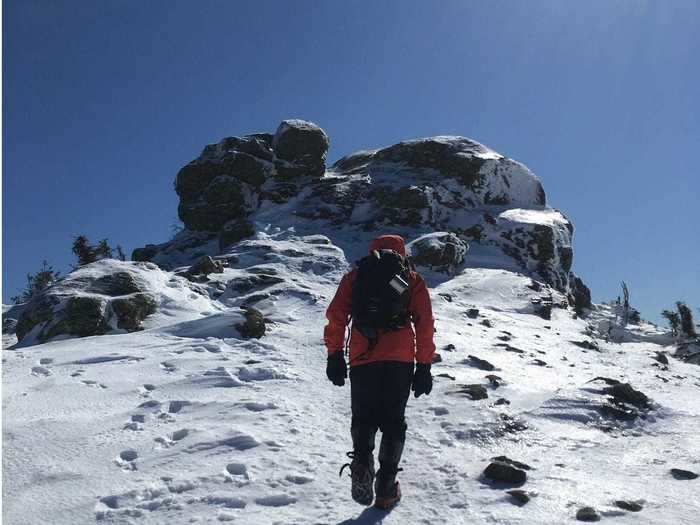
[3,0,699,323]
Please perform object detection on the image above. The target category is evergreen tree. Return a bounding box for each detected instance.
[95,239,113,260]
[11,260,60,303]
[72,235,97,266]
[676,301,697,338]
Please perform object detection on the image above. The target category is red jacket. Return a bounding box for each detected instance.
[324,235,436,367]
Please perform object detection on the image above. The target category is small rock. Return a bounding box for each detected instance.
[498,414,528,433]
[443,343,456,352]
[466,355,496,371]
[189,255,226,276]
[498,344,525,354]
[576,507,600,522]
[507,490,530,505]
[438,293,453,302]
[531,359,547,366]
[483,461,527,485]
[480,319,492,328]
[670,468,698,480]
[458,384,488,400]
[466,308,479,319]
[491,455,532,471]
[485,374,502,388]
[235,307,266,339]
[653,352,669,365]
[571,340,599,351]
[497,334,512,342]
[614,500,643,512]
[435,373,455,380]
[495,397,510,406]
[604,383,649,408]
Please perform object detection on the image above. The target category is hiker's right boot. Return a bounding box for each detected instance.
[339,451,375,505]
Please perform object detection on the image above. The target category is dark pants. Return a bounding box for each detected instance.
[350,361,414,494]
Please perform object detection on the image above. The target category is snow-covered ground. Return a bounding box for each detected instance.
[3,232,699,524]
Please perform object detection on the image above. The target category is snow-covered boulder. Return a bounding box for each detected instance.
[272,119,329,178]
[298,136,545,227]
[13,260,214,347]
[407,232,469,273]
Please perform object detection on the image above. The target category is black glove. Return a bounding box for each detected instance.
[412,363,433,398]
[326,351,347,386]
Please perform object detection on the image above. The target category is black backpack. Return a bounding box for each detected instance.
[351,249,412,343]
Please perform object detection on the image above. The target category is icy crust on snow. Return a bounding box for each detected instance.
[3,248,699,525]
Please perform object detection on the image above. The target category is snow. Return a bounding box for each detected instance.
[498,208,568,227]
[3,235,700,525]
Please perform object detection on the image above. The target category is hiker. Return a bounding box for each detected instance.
[324,234,436,509]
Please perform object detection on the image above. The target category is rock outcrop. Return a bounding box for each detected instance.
[133,122,587,305]
[173,119,328,234]
[13,260,203,346]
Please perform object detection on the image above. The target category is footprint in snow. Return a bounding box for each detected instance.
[39,357,53,365]
[168,400,191,413]
[138,399,162,410]
[154,428,190,448]
[81,380,108,388]
[140,384,156,396]
[172,428,190,441]
[255,494,297,507]
[238,401,277,412]
[203,493,247,509]
[285,474,314,485]
[123,413,146,431]
[429,406,450,416]
[31,366,51,377]
[186,433,260,453]
[160,361,177,373]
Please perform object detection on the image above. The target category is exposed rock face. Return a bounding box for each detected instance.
[175,119,328,233]
[110,294,157,331]
[570,274,592,314]
[219,219,255,251]
[407,232,468,273]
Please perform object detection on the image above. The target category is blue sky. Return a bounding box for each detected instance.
[3,0,699,323]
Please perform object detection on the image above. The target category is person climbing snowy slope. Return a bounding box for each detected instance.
[324,234,436,510]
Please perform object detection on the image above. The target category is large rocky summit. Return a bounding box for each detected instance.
[135,119,588,307]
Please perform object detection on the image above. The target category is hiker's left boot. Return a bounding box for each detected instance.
[374,469,401,510]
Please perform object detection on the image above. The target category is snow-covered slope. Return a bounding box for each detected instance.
[3,121,698,524]
[3,230,699,525]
